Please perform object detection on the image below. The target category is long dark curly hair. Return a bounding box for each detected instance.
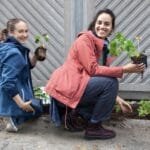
[88,9,116,33]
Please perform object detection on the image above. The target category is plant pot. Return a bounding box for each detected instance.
[131,53,147,67]
[131,53,147,79]
[34,46,47,61]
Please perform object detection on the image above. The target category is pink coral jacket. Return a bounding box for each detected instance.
[45,31,123,108]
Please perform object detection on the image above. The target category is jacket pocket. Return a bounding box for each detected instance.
[54,67,81,99]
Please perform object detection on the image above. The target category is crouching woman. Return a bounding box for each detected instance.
[0,18,44,132]
[45,9,145,140]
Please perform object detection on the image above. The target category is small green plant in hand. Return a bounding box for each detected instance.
[34,33,49,61]
[109,32,147,78]
[109,32,140,57]
[35,33,49,48]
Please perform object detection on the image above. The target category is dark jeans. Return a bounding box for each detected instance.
[77,76,118,123]
[11,99,43,126]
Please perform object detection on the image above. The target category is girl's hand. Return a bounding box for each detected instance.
[123,63,145,73]
[20,101,35,112]
[34,46,46,61]
[116,96,133,113]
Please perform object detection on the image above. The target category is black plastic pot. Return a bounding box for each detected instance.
[131,53,147,67]
[131,53,147,79]
[34,46,47,61]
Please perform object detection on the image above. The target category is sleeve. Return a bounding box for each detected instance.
[75,35,123,78]
[28,52,35,69]
[1,49,26,97]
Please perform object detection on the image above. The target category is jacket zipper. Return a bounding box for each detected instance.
[21,89,25,101]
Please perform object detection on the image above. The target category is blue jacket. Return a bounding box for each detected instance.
[0,37,41,117]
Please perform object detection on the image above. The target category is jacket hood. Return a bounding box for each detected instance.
[0,36,30,54]
[77,31,104,52]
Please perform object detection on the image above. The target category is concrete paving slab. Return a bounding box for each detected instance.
[0,115,150,150]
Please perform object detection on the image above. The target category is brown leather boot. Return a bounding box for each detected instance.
[63,109,87,132]
[84,122,116,140]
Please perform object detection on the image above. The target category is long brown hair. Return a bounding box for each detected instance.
[7,18,26,33]
[0,28,8,41]
[88,9,116,33]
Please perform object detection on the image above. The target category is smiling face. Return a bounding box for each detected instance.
[10,21,29,43]
[94,13,113,39]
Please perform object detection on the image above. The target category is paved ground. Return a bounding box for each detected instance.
[0,115,150,150]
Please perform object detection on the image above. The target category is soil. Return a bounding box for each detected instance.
[131,53,147,67]
[111,111,150,121]
[111,103,150,121]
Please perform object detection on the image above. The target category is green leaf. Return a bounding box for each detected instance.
[34,35,41,43]
[109,32,140,57]
[33,87,49,100]
[138,100,150,117]
[43,34,49,42]
[34,34,49,45]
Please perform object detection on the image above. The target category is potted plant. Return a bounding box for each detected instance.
[34,86,50,114]
[109,32,147,78]
[34,33,49,61]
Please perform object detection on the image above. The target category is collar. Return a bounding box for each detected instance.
[77,31,104,52]
[5,36,30,53]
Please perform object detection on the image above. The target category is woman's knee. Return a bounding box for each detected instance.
[101,77,118,90]
[108,77,118,91]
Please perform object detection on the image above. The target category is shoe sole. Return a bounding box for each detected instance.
[5,117,18,132]
[84,134,116,140]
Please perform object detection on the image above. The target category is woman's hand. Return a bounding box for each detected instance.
[123,63,145,73]
[13,94,35,112]
[19,101,35,113]
[116,96,133,113]
[34,46,47,61]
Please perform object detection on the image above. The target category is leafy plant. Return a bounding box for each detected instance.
[109,32,147,79]
[114,103,121,113]
[33,87,50,105]
[109,32,140,57]
[137,100,150,117]
[34,33,49,48]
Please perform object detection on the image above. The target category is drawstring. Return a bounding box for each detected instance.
[64,105,69,129]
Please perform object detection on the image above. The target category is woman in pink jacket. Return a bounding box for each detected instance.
[45,9,145,140]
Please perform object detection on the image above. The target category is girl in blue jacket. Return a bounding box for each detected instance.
[0,18,45,132]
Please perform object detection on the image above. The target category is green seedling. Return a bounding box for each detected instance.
[109,32,140,57]
[34,33,49,48]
